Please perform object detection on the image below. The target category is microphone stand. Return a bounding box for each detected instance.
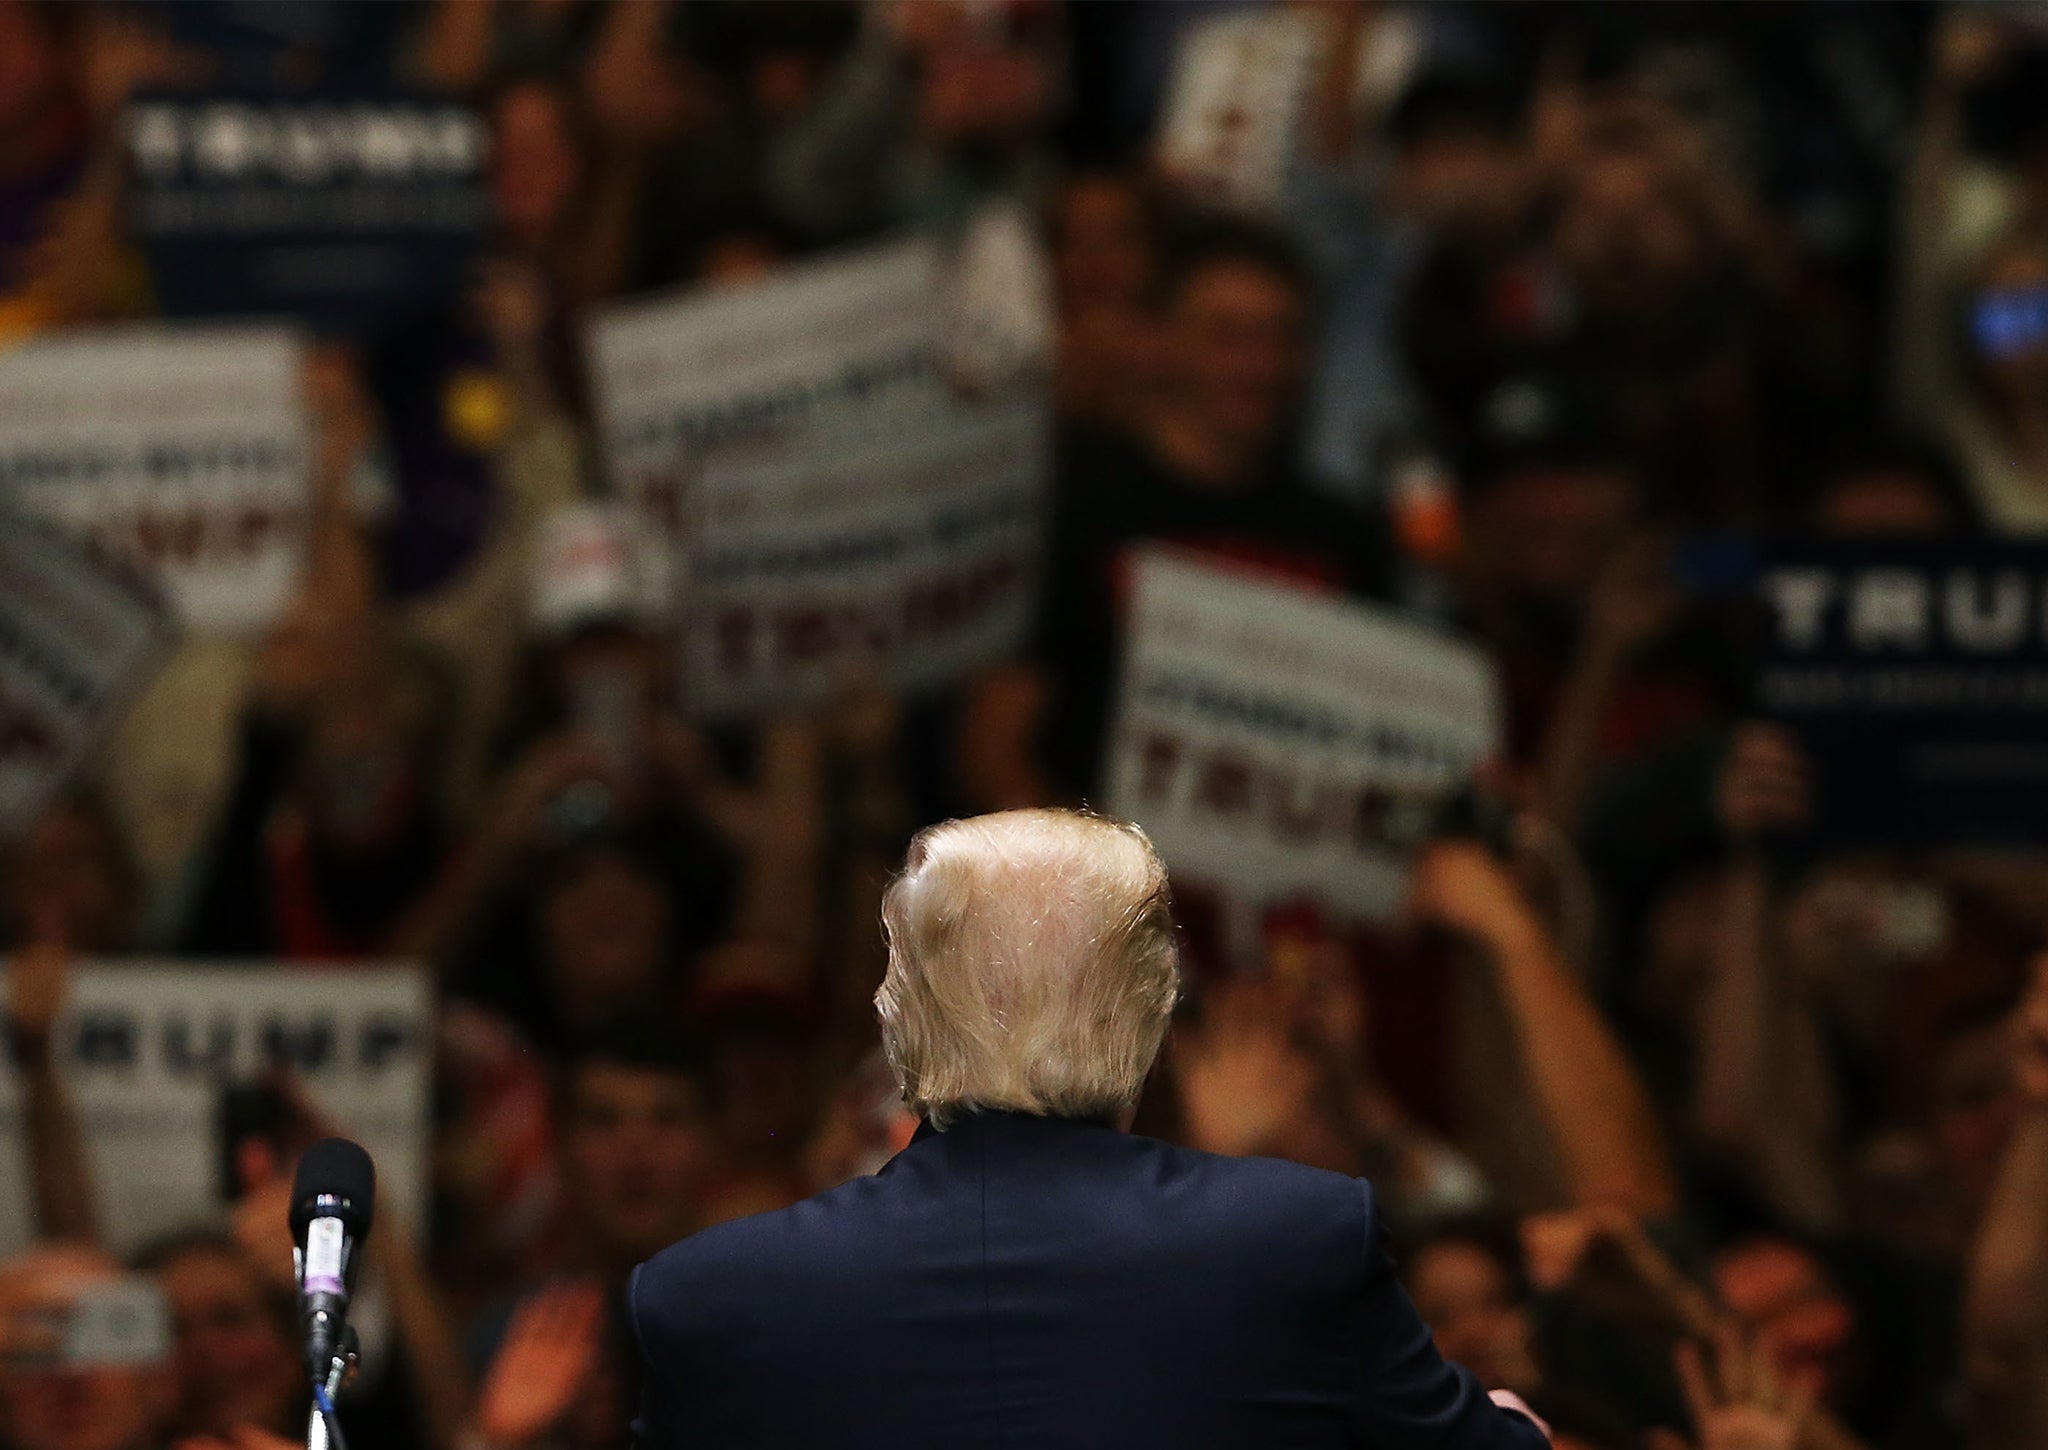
[305,1325,359,1450]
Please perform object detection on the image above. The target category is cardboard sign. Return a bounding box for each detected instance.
[1107,549,1500,924]
[589,235,1051,716]
[0,512,173,836]
[124,92,489,335]
[1759,542,2048,845]
[0,324,311,634]
[0,962,432,1256]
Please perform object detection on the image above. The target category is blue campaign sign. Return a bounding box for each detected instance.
[1758,541,2048,845]
[123,91,489,337]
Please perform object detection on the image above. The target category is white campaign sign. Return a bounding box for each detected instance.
[1106,549,1501,923]
[0,324,311,634]
[1155,7,1330,214]
[0,962,431,1257]
[588,236,1050,717]
[0,514,173,836]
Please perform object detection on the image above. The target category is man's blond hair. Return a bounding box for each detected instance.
[876,809,1180,1129]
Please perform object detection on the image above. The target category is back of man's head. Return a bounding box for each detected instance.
[877,810,1180,1130]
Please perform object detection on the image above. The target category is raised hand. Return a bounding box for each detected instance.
[1673,1327,1812,1450]
[1583,536,1681,663]
[1174,977,1319,1158]
[474,1279,608,1448]
[476,732,623,854]
[1405,840,1540,953]
[229,1173,300,1293]
[1715,724,1812,844]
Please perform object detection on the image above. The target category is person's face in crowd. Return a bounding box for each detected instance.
[1408,1239,1535,1392]
[902,2,1045,149]
[1057,300,1160,430]
[1050,175,1159,427]
[6,799,128,953]
[1813,470,1953,538]
[1552,150,1707,318]
[1052,175,1151,313]
[153,1245,300,1439]
[1710,1239,1855,1404]
[1465,463,1640,608]
[0,1249,172,1450]
[1388,127,1526,239]
[542,852,671,1025]
[492,81,583,249]
[1928,1017,2019,1220]
[1051,176,1159,429]
[561,1060,708,1263]
[1972,243,2048,407]
[706,1024,817,1161]
[1159,260,1305,456]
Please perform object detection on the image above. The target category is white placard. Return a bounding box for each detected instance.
[1155,7,1330,214]
[0,324,311,634]
[589,235,1051,717]
[0,513,173,836]
[1106,549,1500,923]
[0,962,431,1257]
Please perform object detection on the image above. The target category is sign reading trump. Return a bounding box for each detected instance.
[0,324,310,634]
[0,962,432,1256]
[0,513,172,836]
[1106,550,1501,925]
[1760,541,2048,844]
[588,233,1051,717]
[124,92,489,334]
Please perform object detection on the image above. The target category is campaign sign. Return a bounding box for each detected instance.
[589,235,1051,717]
[0,324,310,633]
[0,962,432,1256]
[124,92,489,334]
[1759,542,2048,845]
[1106,549,1501,924]
[0,511,173,836]
[1155,7,1330,215]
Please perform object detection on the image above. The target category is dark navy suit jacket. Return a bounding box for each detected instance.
[629,1110,1547,1449]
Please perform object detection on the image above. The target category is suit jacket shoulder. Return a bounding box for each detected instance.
[629,1115,1545,1450]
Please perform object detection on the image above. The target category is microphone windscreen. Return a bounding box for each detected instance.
[289,1137,376,1238]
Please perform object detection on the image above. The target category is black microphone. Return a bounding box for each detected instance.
[289,1137,375,1386]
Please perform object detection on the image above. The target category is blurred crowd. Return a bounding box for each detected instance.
[4,3,2048,1450]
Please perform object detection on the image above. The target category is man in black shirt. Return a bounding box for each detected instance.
[959,216,1391,806]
